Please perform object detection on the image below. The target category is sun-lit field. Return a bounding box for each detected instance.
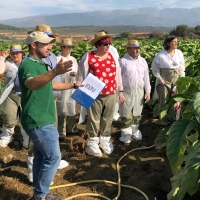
[1,38,200,200]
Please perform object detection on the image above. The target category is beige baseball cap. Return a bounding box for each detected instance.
[25,31,56,45]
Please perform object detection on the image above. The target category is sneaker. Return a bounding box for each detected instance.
[57,160,69,169]
[85,137,102,157]
[34,193,61,200]
[99,135,114,155]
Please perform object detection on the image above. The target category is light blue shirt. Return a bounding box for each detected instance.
[42,52,61,95]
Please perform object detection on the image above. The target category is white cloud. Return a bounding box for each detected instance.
[0,0,200,20]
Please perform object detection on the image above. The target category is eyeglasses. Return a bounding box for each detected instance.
[102,43,111,46]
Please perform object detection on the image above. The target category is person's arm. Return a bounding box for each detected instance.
[152,54,165,84]
[25,69,57,90]
[116,58,125,104]
[52,81,84,90]
[26,58,73,90]
[144,62,151,103]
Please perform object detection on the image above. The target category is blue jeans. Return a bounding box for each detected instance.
[25,124,61,198]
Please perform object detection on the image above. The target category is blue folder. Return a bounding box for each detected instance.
[71,73,106,109]
[71,88,96,109]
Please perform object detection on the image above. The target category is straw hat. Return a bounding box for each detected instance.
[123,40,141,48]
[57,38,75,47]
[27,24,58,37]
[90,31,113,46]
[10,44,24,53]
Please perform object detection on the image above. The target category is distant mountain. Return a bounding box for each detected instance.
[1,7,200,28]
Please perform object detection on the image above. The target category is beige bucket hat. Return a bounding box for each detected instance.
[123,39,141,48]
[27,24,58,37]
[90,31,113,46]
[10,44,24,53]
[57,38,75,47]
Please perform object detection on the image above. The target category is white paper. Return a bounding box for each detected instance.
[79,73,106,99]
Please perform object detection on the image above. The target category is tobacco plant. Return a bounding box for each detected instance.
[155,76,200,200]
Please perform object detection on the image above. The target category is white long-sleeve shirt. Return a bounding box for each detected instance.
[119,53,151,93]
[151,49,185,79]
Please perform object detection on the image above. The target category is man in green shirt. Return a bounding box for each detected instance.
[18,31,82,200]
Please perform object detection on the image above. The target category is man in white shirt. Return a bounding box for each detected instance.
[119,39,151,144]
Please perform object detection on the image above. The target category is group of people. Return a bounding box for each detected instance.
[0,24,185,200]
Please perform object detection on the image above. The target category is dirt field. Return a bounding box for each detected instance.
[0,105,200,200]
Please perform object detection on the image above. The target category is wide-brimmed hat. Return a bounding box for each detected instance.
[57,38,76,47]
[25,31,56,45]
[10,44,24,53]
[123,40,141,48]
[27,24,58,37]
[90,31,113,46]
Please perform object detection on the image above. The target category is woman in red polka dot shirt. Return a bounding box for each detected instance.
[78,31,125,157]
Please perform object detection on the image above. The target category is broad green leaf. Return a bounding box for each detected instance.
[153,103,160,117]
[177,142,200,199]
[187,132,199,144]
[167,170,183,200]
[155,126,171,148]
[191,92,200,123]
[172,94,192,102]
[167,119,199,174]
[176,77,193,94]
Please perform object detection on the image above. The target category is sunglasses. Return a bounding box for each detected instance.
[102,43,111,46]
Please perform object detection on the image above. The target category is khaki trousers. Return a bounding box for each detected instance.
[57,115,77,135]
[120,112,142,129]
[156,68,179,123]
[0,91,21,128]
[86,94,116,137]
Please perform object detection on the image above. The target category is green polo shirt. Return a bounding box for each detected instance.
[18,56,55,130]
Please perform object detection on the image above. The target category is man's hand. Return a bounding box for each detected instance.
[74,81,85,88]
[118,92,126,104]
[145,92,150,103]
[55,58,73,75]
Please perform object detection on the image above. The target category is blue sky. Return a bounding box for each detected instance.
[0,0,200,20]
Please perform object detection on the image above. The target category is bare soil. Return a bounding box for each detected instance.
[0,105,199,200]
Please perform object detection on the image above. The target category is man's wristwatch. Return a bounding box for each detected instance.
[73,83,77,89]
[54,68,59,76]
